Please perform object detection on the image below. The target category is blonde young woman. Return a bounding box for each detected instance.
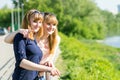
[4,12,60,80]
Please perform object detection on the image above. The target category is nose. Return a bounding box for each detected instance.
[37,22,41,27]
[50,24,54,29]
[50,24,53,29]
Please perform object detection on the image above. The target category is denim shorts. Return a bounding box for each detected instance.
[38,76,45,80]
[34,76,45,80]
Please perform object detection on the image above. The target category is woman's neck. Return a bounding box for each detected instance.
[41,31,49,40]
[41,34,49,40]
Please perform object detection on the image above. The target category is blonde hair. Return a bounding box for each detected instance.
[44,13,58,54]
[21,9,43,40]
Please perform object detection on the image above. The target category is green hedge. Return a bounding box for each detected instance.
[58,32,120,80]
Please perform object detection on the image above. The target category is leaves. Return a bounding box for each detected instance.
[59,33,120,80]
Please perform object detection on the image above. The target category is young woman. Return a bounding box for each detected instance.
[9,9,60,80]
[38,12,60,80]
[4,12,60,80]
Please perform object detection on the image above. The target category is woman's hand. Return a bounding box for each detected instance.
[44,61,54,67]
[50,67,60,76]
[44,61,60,76]
[19,29,29,38]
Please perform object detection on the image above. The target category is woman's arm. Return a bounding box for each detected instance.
[50,35,61,61]
[4,29,28,44]
[20,58,60,76]
[42,35,61,67]
[20,59,52,72]
[14,33,60,76]
[4,30,19,44]
[49,35,61,60]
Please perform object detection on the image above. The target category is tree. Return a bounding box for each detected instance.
[0,9,11,28]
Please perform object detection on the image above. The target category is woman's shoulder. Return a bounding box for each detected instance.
[14,33,26,41]
[14,33,31,45]
[15,33,24,38]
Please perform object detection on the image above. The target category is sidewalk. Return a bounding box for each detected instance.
[0,35,15,80]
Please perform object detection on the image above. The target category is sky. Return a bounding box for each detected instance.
[0,0,120,14]
[94,0,120,14]
[0,0,13,8]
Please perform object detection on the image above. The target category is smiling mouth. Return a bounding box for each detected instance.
[34,26,39,29]
[48,28,54,32]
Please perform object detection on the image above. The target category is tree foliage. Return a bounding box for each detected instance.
[0,9,11,28]
[59,32,120,80]
[0,0,120,39]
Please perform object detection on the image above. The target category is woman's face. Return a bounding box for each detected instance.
[43,22,56,35]
[30,17,42,33]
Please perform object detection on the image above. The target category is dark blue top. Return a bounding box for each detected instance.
[12,33,43,80]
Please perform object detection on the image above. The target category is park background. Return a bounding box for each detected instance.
[0,0,120,80]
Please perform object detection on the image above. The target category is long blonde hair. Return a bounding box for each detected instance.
[21,9,44,40]
[44,13,58,54]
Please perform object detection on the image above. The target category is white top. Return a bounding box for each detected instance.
[38,35,61,63]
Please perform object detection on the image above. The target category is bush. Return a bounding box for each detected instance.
[59,32,120,80]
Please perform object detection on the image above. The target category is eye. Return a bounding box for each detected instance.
[47,23,50,25]
[33,21,36,23]
[39,21,42,23]
[53,24,56,26]
[33,20,37,22]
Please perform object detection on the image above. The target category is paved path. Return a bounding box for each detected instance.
[0,35,60,80]
[0,35,15,80]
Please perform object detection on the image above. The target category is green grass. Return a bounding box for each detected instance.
[55,32,120,80]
